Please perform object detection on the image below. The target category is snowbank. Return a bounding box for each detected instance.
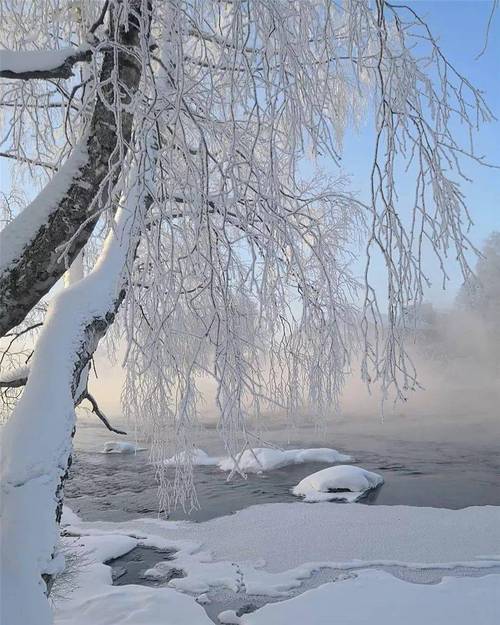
[102,441,145,454]
[292,465,384,502]
[164,448,220,466]
[218,447,351,473]
[236,570,500,625]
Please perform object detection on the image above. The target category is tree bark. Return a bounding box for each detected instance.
[0,1,145,338]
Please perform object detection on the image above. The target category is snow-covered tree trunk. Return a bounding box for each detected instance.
[0,1,145,338]
[0,164,148,625]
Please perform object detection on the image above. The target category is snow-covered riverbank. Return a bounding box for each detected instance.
[54,503,500,624]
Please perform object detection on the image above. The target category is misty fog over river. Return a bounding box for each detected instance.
[68,394,500,524]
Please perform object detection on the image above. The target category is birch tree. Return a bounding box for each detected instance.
[0,1,494,624]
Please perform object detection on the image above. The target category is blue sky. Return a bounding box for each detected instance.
[337,0,500,306]
[1,1,498,309]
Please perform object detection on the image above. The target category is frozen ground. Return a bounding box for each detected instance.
[54,503,500,624]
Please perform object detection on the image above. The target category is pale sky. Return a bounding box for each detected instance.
[336,0,500,306]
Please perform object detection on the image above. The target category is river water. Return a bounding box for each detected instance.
[67,407,500,523]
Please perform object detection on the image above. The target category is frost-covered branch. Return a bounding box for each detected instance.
[0,3,495,621]
[0,47,91,81]
[0,0,148,337]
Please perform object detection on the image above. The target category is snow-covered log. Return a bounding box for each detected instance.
[0,1,146,338]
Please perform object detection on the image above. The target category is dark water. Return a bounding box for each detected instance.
[66,415,500,523]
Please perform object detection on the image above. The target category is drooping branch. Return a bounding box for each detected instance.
[0,2,147,338]
[0,47,92,81]
[79,391,127,435]
[0,371,126,436]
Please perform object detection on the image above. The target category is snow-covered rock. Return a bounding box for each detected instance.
[164,448,220,466]
[102,441,145,454]
[218,447,352,473]
[292,465,383,502]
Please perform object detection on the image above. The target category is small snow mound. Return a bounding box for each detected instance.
[164,448,220,466]
[102,441,145,454]
[218,610,241,624]
[61,505,81,526]
[218,447,351,474]
[292,465,383,503]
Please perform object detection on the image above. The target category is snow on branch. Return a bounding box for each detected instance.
[0,46,91,81]
[0,1,147,338]
[0,365,29,388]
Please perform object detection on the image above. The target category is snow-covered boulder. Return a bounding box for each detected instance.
[292,465,383,503]
[164,448,220,466]
[102,441,145,454]
[218,447,352,474]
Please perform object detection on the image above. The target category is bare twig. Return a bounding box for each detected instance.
[80,391,127,435]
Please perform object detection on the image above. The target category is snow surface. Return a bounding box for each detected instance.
[72,503,500,575]
[292,465,384,502]
[54,503,500,625]
[164,448,221,466]
[218,447,351,473]
[0,46,88,75]
[61,505,81,527]
[235,570,500,625]
[54,533,212,625]
[102,441,145,454]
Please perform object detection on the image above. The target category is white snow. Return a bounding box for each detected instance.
[61,505,81,526]
[76,503,500,574]
[237,570,500,625]
[102,441,145,454]
[0,176,145,625]
[0,46,88,75]
[292,465,384,502]
[54,533,212,625]
[164,448,221,466]
[0,364,29,384]
[218,447,352,473]
[54,503,500,625]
